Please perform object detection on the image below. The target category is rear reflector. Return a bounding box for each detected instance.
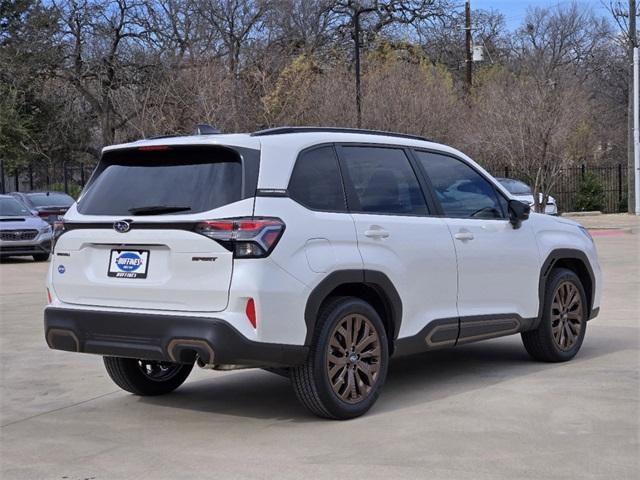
[245,298,257,329]
[46,288,52,304]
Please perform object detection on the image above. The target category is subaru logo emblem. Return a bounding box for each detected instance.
[113,220,131,233]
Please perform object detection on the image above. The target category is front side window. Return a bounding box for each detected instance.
[415,151,505,219]
[288,146,346,211]
[340,146,427,215]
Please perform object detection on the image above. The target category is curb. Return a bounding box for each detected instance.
[564,211,602,217]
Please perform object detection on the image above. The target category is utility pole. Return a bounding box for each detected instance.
[628,0,637,213]
[354,10,363,128]
[465,0,472,90]
[634,47,639,214]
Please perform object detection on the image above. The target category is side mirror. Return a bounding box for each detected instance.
[508,200,530,229]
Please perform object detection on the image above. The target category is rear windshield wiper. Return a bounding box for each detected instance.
[128,205,192,215]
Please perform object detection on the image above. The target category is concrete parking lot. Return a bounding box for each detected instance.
[1,217,639,480]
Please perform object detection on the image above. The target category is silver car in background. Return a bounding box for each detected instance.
[0,195,53,261]
[496,177,558,215]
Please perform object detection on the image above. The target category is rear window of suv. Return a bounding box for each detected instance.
[78,146,245,216]
[27,193,74,207]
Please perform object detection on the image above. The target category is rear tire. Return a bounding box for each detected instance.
[522,268,587,362]
[33,253,50,262]
[103,357,193,396]
[291,296,389,420]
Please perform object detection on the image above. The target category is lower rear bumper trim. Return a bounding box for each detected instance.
[44,307,308,367]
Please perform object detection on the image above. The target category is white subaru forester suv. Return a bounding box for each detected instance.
[45,127,602,419]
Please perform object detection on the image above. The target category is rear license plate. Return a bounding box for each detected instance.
[108,249,150,279]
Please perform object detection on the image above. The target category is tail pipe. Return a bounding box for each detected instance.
[167,339,215,366]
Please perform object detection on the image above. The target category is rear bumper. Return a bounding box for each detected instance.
[44,307,308,368]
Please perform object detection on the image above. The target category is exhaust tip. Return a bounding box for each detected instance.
[167,339,215,365]
[46,328,80,352]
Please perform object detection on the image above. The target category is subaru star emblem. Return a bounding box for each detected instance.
[113,220,131,233]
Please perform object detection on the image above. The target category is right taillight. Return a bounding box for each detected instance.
[195,217,285,258]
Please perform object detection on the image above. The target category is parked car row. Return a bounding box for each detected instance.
[0,191,74,262]
[10,191,75,223]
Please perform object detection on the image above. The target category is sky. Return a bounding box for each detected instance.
[472,0,612,30]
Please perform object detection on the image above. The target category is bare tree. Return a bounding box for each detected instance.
[51,0,157,149]
[510,1,611,83]
[196,0,270,76]
[328,0,452,126]
[471,68,595,213]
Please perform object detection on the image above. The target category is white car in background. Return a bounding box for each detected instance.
[497,178,558,215]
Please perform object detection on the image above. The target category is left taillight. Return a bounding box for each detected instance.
[52,221,65,250]
[195,217,285,258]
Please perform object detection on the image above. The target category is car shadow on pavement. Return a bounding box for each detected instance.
[137,326,636,422]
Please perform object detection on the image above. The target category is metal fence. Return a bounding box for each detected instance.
[493,164,627,214]
[1,160,629,214]
[0,161,96,197]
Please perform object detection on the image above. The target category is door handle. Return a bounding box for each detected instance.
[454,231,474,241]
[364,228,390,239]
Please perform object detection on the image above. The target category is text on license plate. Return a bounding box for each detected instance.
[108,249,150,279]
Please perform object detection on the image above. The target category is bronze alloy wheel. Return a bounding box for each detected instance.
[326,313,382,404]
[137,360,184,382]
[551,281,584,351]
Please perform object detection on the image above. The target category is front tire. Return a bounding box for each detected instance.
[522,268,588,362]
[103,357,193,396]
[291,297,389,420]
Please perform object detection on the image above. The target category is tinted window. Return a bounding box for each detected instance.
[0,197,32,216]
[288,146,346,211]
[415,151,504,219]
[497,178,532,195]
[78,147,243,216]
[26,192,74,207]
[340,147,427,215]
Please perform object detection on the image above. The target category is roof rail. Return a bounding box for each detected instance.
[250,126,431,142]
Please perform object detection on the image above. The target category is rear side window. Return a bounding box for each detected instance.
[78,147,244,216]
[415,151,505,219]
[339,146,427,215]
[288,146,346,211]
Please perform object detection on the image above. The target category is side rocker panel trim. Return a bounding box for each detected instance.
[394,314,537,357]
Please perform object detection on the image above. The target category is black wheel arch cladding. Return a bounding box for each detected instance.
[537,248,596,324]
[303,269,402,346]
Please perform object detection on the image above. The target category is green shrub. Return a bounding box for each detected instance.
[574,172,605,212]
